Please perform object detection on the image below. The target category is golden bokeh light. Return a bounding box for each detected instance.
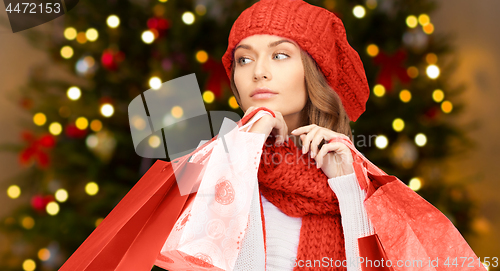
[22,259,36,271]
[33,113,47,126]
[49,122,62,136]
[202,90,215,103]
[90,119,103,132]
[392,118,405,132]
[373,84,385,97]
[85,182,99,196]
[60,46,74,59]
[418,14,430,26]
[432,89,444,102]
[406,15,418,28]
[76,117,89,130]
[366,44,379,57]
[441,100,453,113]
[64,27,77,40]
[196,50,208,63]
[399,89,412,103]
[228,96,239,109]
[7,185,21,199]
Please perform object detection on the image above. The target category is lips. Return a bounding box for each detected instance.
[250,87,278,97]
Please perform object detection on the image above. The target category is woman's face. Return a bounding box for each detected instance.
[233,34,307,118]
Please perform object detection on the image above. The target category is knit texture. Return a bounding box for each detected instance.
[257,136,346,270]
[222,0,370,122]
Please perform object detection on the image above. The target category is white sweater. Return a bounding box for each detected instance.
[260,172,375,271]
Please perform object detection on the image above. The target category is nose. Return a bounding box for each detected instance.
[253,58,271,81]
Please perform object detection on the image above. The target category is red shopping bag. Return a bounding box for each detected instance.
[329,137,486,271]
[59,137,216,271]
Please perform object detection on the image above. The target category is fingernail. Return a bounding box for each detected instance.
[316,162,319,169]
[291,129,297,134]
[302,146,306,154]
[311,151,315,158]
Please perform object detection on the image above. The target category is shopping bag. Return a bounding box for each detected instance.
[59,137,216,271]
[329,137,486,271]
[155,113,269,271]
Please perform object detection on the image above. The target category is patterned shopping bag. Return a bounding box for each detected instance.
[155,115,268,270]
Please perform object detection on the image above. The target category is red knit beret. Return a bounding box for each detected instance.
[222,0,370,122]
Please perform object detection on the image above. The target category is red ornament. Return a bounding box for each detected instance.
[373,49,412,93]
[101,49,125,71]
[201,57,231,98]
[147,17,170,39]
[65,123,87,139]
[31,195,55,212]
[19,131,56,168]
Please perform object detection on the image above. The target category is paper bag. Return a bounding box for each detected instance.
[59,137,215,271]
[155,117,267,270]
[329,137,486,271]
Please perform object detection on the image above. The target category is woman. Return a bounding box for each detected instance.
[221,0,484,270]
[220,0,373,270]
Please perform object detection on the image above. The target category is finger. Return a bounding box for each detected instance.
[310,129,329,159]
[317,142,353,166]
[326,132,351,143]
[290,124,318,135]
[302,125,320,155]
[274,111,288,145]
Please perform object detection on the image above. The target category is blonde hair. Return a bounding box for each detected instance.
[229,49,352,139]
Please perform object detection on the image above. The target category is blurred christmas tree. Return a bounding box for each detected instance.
[0,0,481,270]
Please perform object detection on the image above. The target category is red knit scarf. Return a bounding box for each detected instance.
[257,136,346,270]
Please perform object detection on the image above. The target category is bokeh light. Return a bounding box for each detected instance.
[406,15,418,28]
[7,185,21,199]
[373,84,385,97]
[415,133,427,147]
[353,5,366,18]
[55,189,68,202]
[228,96,239,109]
[432,89,445,102]
[409,177,422,191]
[46,201,60,215]
[49,122,62,135]
[375,135,388,149]
[33,113,47,126]
[60,46,74,59]
[399,89,412,103]
[100,104,114,117]
[67,86,81,100]
[392,118,405,132]
[203,90,215,103]
[85,182,99,196]
[107,15,120,28]
[182,12,195,24]
[64,27,77,40]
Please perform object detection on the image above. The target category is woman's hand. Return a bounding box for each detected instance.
[242,106,289,145]
[291,124,354,179]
